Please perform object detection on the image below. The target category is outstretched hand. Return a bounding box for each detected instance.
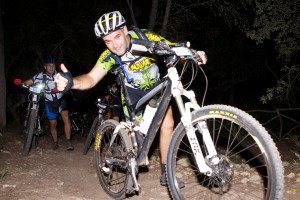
[54,64,73,92]
[195,51,208,65]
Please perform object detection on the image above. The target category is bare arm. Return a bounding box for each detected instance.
[55,63,107,91]
[72,66,107,90]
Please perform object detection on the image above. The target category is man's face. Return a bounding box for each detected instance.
[45,63,56,75]
[102,26,129,56]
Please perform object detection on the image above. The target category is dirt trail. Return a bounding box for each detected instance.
[0,124,169,200]
[0,123,300,200]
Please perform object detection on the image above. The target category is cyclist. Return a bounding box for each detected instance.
[23,57,74,150]
[55,11,207,186]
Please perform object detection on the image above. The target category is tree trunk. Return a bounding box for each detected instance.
[148,0,158,31]
[161,0,171,36]
[0,0,7,129]
[126,0,137,26]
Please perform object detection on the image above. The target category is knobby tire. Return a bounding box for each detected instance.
[23,109,37,156]
[167,104,284,200]
[94,119,132,200]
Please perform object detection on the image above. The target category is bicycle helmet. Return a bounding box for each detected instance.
[43,56,57,65]
[94,11,126,38]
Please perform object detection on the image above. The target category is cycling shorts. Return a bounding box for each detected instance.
[45,103,57,120]
[126,86,148,105]
[45,98,68,120]
[122,86,149,121]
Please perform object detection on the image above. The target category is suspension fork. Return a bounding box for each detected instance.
[167,66,213,174]
[174,90,218,175]
[31,102,39,131]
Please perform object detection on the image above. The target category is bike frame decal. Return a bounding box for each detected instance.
[208,110,238,119]
[94,132,100,151]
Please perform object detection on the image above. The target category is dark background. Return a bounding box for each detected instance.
[2,0,297,137]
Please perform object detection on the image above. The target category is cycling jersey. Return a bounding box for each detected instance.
[31,71,67,117]
[31,71,63,102]
[95,29,171,90]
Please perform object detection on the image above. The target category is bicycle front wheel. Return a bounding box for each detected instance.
[94,119,132,200]
[167,104,284,200]
[23,109,37,156]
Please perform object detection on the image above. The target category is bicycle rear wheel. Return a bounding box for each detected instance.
[23,109,37,156]
[82,116,100,155]
[167,104,284,200]
[94,119,132,200]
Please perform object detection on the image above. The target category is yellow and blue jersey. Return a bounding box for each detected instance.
[95,29,171,90]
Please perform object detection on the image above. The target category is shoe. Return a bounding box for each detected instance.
[52,142,59,150]
[160,172,185,188]
[66,140,74,150]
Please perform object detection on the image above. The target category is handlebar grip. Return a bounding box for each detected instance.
[51,87,59,93]
[14,79,22,86]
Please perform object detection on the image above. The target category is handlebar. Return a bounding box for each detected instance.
[130,38,155,49]
[130,38,174,54]
[130,38,199,61]
[14,79,56,94]
[14,79,59,94]
[23,83,53,94]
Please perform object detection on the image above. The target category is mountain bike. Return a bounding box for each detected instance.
[82,98,118,155]
[14,80,50,155]
[14,79,64,155]
[94,40,284,199]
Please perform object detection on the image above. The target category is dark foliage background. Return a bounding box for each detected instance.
[2,0,299,137]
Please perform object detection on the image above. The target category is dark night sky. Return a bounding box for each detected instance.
[2,0,281,111]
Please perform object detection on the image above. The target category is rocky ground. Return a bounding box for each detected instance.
[0,123,300,200]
